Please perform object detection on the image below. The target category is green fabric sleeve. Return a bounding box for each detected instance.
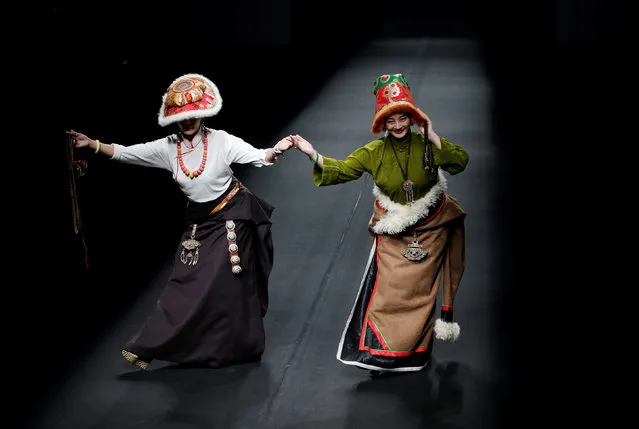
[312,145,376,186]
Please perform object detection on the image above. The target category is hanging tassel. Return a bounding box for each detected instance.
[424,141,435,173]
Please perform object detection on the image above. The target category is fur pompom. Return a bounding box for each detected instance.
[434,319,460,342]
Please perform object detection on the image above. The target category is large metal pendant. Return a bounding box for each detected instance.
[180,224,201,265]
[401,231,427,262]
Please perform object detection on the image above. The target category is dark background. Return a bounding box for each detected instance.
[15,0,621,426]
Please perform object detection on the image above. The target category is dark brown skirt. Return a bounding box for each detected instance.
[123,180,274,368]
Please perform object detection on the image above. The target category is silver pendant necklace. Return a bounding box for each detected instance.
[390,134,415,205]
[390,134,427,262]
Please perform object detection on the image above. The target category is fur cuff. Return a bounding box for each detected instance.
[434,319,460,342]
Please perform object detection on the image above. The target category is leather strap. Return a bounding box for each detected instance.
[209,182,241,215]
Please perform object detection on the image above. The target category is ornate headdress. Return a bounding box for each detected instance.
[158,73,222,127]
[371,73,429,135]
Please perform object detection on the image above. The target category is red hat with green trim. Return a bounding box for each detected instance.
[158,73,222,127]
[371,73,429,134]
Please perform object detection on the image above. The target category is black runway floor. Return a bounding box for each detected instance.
[26,38,512,429]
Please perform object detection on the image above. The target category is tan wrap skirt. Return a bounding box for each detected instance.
[337,187,466,372]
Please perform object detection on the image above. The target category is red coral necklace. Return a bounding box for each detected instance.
[177,131,208,179]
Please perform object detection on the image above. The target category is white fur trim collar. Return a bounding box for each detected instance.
[371,169,447,235]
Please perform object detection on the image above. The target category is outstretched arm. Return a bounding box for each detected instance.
[264,135,295,164]
[66,129,115,158]
[291,134,373,187]
[291,134,323,168]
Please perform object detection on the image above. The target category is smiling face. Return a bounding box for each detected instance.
[385,112,411,139]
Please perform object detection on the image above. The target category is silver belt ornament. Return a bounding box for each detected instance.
[179,220,243,274]
[226,220,242,274]
[180,224,201,265]
[401,230,428,262]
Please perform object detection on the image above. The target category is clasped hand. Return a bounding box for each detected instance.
[275,134,315,158]
[275,136,295,152]
[288,134,314,157]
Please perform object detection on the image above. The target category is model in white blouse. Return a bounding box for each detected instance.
[67,118,295,203]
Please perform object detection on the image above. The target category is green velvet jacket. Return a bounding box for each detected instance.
[312,131,469,205]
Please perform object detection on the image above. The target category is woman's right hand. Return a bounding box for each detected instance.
[65,129,93,148]
[291,134,315,157]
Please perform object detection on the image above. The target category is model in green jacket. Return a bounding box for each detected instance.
[291,73,470,376]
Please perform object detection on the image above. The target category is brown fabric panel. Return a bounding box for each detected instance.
[369,224,446,351]
[442,198,466,308]
[365,195,466,351]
